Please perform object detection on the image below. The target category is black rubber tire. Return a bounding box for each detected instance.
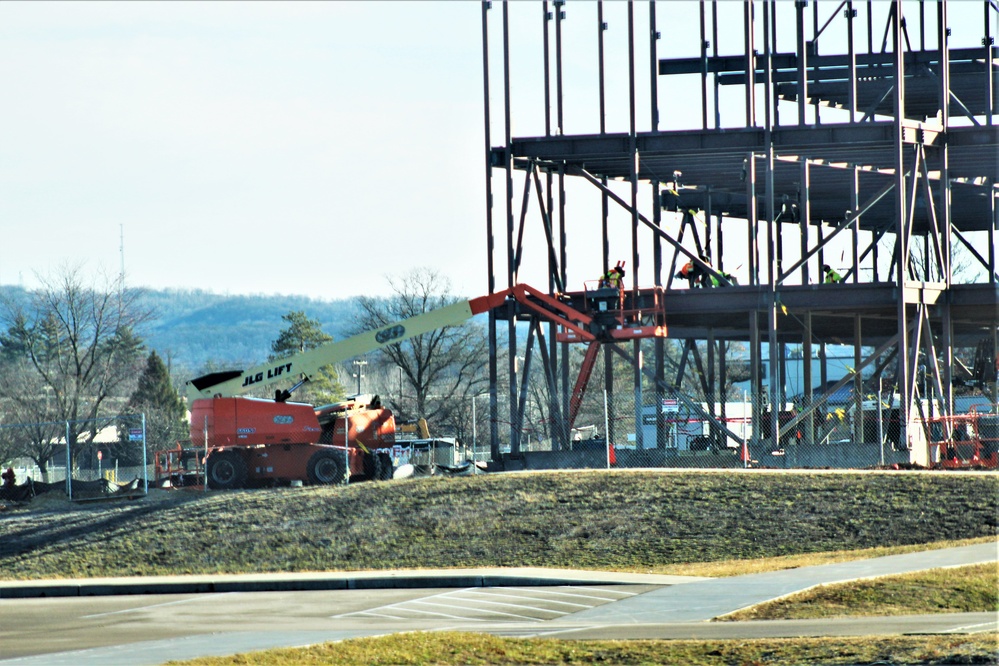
[363,452,379,481]
[307,449,346,485]
[206,450,248,490]
[377,452,395,480]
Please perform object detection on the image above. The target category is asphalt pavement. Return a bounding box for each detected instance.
[0,542,994,666]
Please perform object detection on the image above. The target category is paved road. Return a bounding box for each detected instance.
[0,543,994,666]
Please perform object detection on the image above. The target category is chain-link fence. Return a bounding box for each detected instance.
[462,391,999,472]
[0,414,148,502]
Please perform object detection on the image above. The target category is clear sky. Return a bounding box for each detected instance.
[0,1,488,300]
[1,2,991,300]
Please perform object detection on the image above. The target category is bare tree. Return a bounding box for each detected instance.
[351,268,489,431]
[0,266,149,472]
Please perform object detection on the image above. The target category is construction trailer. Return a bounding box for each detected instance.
[479,0,998,467]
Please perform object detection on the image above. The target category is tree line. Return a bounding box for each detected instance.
[1,264,774,479]
[0,266,492,477]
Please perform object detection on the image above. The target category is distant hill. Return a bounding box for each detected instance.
[137,289,362,374]
[0,285,362,376]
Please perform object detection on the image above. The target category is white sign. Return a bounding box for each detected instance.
[662,399,679,413]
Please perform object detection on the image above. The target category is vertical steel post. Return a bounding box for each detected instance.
[800,159,812,284]
[650,0,660,131]
[604,389,611,468]
[719,338,728,433]
[854,316,864,444]
[938,0,954,418]
[746,153,759,285]
[750,310,762,446]
[480,0,500,463]
[847,1,858,122]
[707,329,717,436]
[543,2,552,137]
[712,0,721,128]
[628,1,644,448]
[852,165,861,282]
[803,312,814,445]
[598,1,606,133]
[502,1,519,458]
[700,1,709,130]
[763,2,779,452]
[891,0,912,450]
[744,0,757,128]
[555,0,565,135]
[866,0,874,54]
[796,0,809,126]
[985,0,994,128]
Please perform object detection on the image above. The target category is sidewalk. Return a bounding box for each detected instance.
[563,541,999,624]
[0,566,702,599]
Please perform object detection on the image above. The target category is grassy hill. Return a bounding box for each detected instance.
[0,470,995,580]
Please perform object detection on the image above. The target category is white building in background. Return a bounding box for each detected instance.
[731,346,861,403]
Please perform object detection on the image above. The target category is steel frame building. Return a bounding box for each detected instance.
[480,0,998,465]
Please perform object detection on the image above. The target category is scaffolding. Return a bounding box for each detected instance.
[480,0,998,467]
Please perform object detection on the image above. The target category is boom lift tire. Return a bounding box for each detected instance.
[377,452,394,480]
[307,449,346,485]
[207,450,248,490]
[363,452,380,481]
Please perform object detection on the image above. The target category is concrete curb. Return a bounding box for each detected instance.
[0,568,702,599]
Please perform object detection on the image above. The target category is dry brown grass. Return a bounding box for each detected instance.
[167,631,999,666]
[0,470,995,580]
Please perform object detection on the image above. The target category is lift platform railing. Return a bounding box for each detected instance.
[925,409,999,469]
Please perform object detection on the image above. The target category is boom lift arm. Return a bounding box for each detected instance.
[186,291,511,404]
[186,282,659,406]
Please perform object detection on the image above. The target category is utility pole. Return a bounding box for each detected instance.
[352,359,367,395]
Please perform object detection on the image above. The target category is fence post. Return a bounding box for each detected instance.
[141,413,148,493]
[743,391,750,468]
[65,421,71,501]
[203,416,209,494]
[878,388,885,466]
[604,389,611,470]
[344,411,350,485]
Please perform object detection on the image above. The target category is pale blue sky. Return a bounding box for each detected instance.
[0,2,990,299]
[1,1,486,299]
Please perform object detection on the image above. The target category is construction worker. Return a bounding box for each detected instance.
[676,258,701,288]
[708,269,739,287]
[600,261,626,289]
[678,254,715,288]
[823,264,843,284]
